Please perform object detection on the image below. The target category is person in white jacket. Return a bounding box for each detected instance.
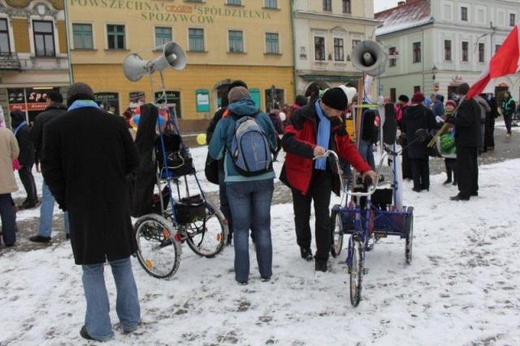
[0,112,19,247]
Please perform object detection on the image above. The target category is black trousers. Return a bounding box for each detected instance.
[456,146,479,198]
[291,170,332,262]
[18,164,37,204]
[484,115,495,149]
[401,139,412,179]
[410,158,430,190]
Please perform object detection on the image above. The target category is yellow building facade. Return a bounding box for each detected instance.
[66,0,294,128]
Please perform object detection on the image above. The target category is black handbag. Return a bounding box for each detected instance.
[204,153,219,185]
[156,130,194,177]
[425,133,442,158]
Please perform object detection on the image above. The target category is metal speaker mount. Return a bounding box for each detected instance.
[123,41,187,82]
[351,40,387,77]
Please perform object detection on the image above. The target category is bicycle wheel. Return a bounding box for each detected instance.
[330,205,344,258]
[185,201,228,258]
[349,238,364,307]
[405,207,414,264]
[134,214,181,279]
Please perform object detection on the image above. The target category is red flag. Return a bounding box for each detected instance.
[467,23,520,99]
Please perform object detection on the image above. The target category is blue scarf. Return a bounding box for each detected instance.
[68,100,101,111]
[314,101,330,170]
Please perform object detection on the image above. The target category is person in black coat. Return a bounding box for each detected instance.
[446,83,482,201]
[41,82,141,341]
[10,110,38,209]
[28,91,69,243]
[401,92,437,192]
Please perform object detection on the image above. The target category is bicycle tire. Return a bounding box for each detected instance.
[185,201,228,258]
[405,207,414,264]
[349,238,364,307]
[330,205,344,258]
[134,213,181,279]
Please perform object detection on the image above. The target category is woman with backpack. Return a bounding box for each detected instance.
[208,86,278,285]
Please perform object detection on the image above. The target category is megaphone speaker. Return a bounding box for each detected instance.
[351,40,388,77]
[122,41,187,82]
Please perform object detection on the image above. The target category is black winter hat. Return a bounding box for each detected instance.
[321,87,348,111]
[67,82,95,106]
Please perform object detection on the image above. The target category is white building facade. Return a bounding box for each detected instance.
[292,0,379,98]
[375,0,520,102]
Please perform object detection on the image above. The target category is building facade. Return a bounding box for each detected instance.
[375,0,520,102]
[0,0,69,125]
[66,0,294,129]
[293,0,379,98]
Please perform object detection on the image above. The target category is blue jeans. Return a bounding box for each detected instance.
[82,257,140,341]
[0,194,16,246]
[38,181,69,238]
[227,179,273,282]
[358,139,376,169]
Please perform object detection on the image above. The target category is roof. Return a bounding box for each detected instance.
[375,0,433,36]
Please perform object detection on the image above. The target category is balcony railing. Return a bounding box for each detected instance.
[0,52,21,71]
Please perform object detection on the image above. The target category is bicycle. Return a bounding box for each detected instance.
[326,148,414,306]
[132,104,228,279]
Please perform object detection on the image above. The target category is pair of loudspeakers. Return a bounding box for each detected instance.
[351,40,387,77]
[123,41,187,82]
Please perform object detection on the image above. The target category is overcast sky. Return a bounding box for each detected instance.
[374,0,400,13]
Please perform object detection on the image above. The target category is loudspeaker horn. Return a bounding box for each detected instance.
[351,40,387,77]
[123,41,187,82]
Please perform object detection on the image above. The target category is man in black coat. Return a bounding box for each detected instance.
[41,82,141,341]
[11,110,38,209]
[29,90,69,243]
[447,83,481,201]
[401,92,437,192]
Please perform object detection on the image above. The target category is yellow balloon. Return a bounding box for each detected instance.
[196,133,207,145]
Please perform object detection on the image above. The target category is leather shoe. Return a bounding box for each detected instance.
[29,235,51,243]
[470,192,478,197]
[450,195,469,201]
[300,247,313,261]
[315,260,327,272]
[80,326,95,341]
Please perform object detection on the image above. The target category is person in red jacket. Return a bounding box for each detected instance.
[280,87,376,272]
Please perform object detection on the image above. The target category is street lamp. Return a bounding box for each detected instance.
[432,65,438,80]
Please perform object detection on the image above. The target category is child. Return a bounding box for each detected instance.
[438,100,457,185]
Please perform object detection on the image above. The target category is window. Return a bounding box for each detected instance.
[510,14,516,26]
[189,28,204,51]
[0,19,11,54]
[265,32,279,54]
[323,0,332,11]
[478,42,485,62]
[334,38,344,61]
[264,0,277,8]
[315,36,325,61]
[352,39,360,50]
[227,0,241,5]
[33,20,55,57]
[495,44,501,53]
[155,27,172,47]
[389,47,397,67]
[73,24,93,49]
[412,42,421,63]
[444,40,452,61]
[107,24,125,49]
[228,30,244,53]
[342,0,351,14]
[461,7,468,21]
[462,41,468,62]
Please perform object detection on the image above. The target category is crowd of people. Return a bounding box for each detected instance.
[0,79,516,341]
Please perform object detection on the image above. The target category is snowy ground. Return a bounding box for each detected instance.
[1,130,520,345]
